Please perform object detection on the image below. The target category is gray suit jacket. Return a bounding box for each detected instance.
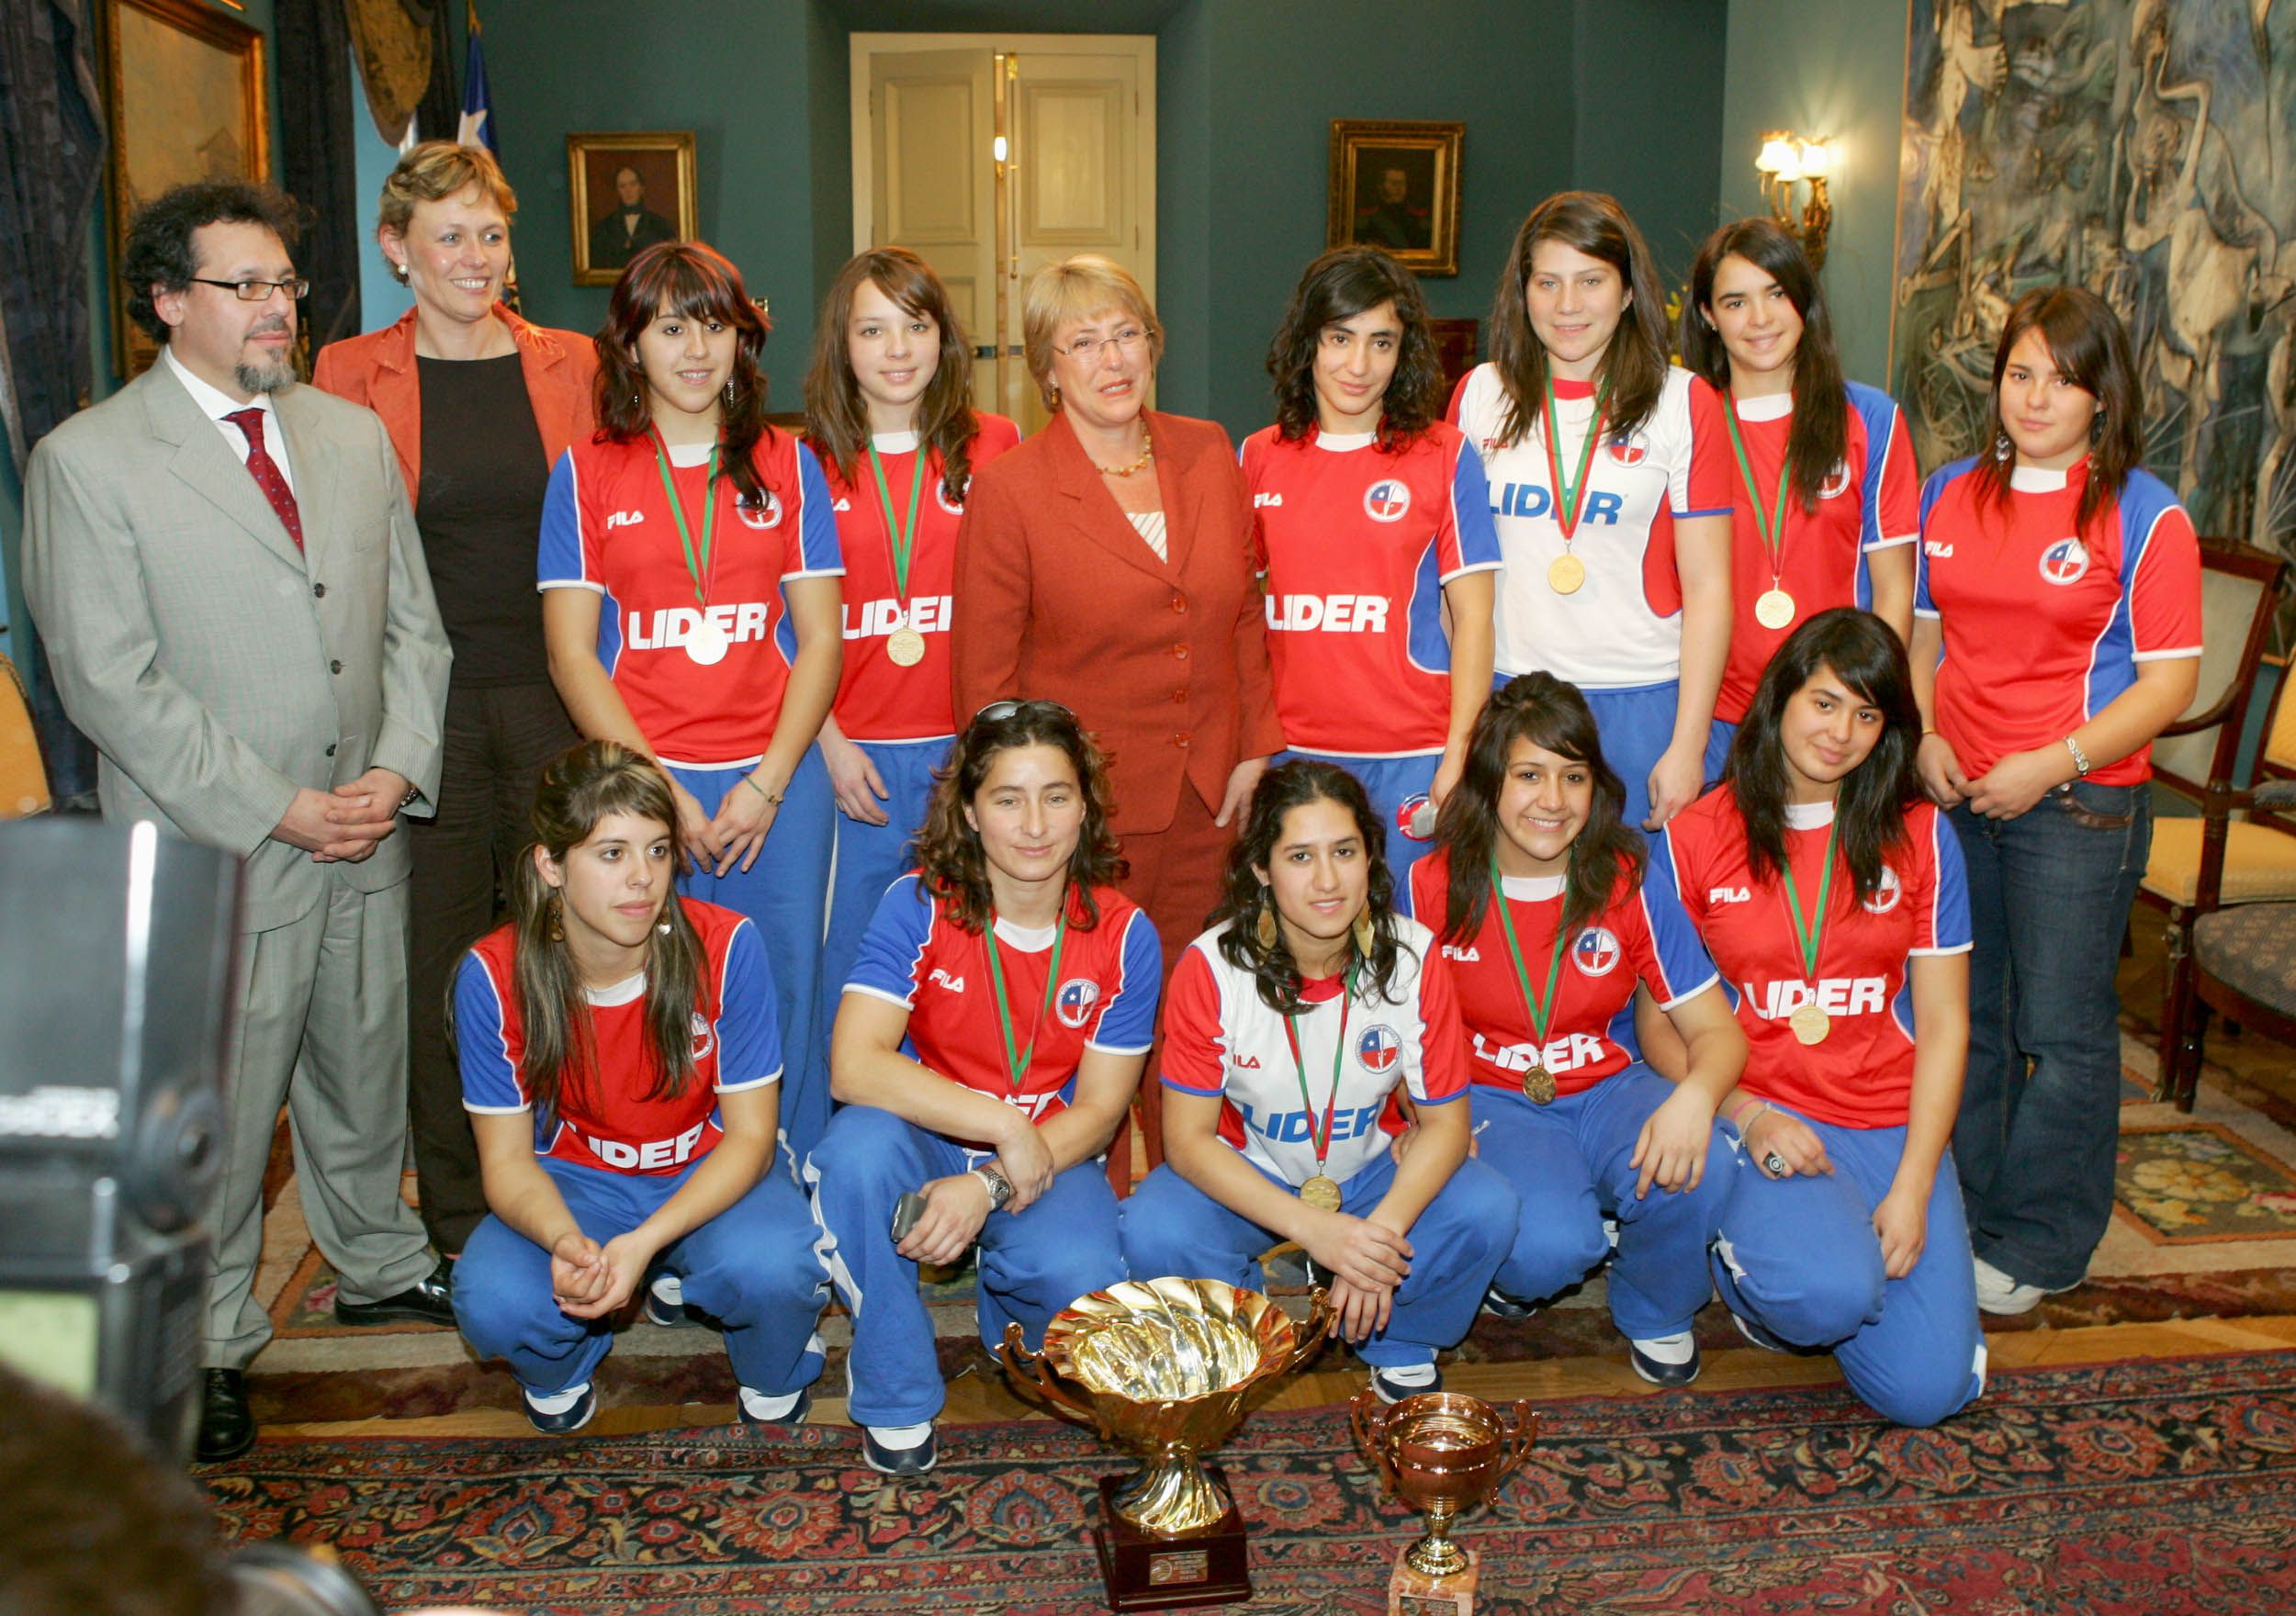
[22,359,451,931]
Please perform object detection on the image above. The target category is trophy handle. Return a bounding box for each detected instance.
[1348,1389,1402,1491]
[997,1321,1097,1427]
[1278,1286,1337,1373]
[1492,1397,1541,1484]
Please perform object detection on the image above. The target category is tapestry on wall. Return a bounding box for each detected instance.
[1891,0,2296,553]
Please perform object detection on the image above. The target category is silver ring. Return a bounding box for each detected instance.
[1762,1151,1788,1177]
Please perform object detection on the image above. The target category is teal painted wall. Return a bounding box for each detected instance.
[1715,0,1908,389]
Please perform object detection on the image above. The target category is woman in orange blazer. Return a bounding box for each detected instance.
[952,255,1284,1033]
[313,140,597,1258]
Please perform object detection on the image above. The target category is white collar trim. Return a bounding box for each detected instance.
[1500,872,1567,901]
[1784,800,1838,830]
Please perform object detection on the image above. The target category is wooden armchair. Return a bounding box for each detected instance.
[2135,541,2292,1104]
[2178,776,2296,1098]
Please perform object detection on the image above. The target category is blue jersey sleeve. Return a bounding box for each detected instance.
[788,441,846,578]
[713,918,783,1090]
[845,873,935,1006]
[1448,441,1502,570]
[455,953,526,1112]
[537,449,589,589]
[1638,834,1720,1007]
[1086,909,1165,1053]
[1922,809,1975,954]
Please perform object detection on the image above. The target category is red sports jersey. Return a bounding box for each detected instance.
[1447,363,1733,689]
[1688,379,1920,724]
[1242,421,1500,756]
[456,898,781,1174]
[1660,790,1971,1129]
[1916,458,2201,786]
[1160,917,1467,1185]
[1406,847,1716,1096]
[825,417,1020,742]
[538,431,843,768]
[843,874,1162,1130]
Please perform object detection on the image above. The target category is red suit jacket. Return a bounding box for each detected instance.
[952,410,1283,836]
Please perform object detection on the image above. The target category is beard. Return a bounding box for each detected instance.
[234,321,297,395]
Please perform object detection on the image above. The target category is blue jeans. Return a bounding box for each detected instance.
[1948,782,2151,1290]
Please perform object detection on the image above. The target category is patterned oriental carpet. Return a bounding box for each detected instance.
[203,1350,2296,1615]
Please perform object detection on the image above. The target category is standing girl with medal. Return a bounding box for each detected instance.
[540,241,846,1162]
[803,248,1021,1062]
[1448,192,1736,832]
[1120,761,1515,1402]
[1663,609,1983,1426]
[1409,675,1743,1386]
[1243,246,1501,878]
[813,700,1160,1475]
[1678,218,1920,764]
[1911,289,2200,1316]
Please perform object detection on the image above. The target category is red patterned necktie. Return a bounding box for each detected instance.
[223,406,304,552]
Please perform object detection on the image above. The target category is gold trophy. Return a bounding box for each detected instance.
[1001,1276,1332,1610]
[1350,1390,1538,1616]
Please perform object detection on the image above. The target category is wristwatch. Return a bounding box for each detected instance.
[971,1164,1015,1210]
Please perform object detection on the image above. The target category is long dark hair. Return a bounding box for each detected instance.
[1484,191,1671,445]
[1266,244,1446,448]
[803,246,983,504]
[1971,286,2144,535]
[1431,672,1645,945]
[912,700,1126,933]
[1722,608,1920,906]
[1680,216,1848,514]
[1211,761,1411,1015]
[593,240,776,509]
[499,741,705,1119]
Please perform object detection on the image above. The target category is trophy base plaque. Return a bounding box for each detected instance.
[1093,1466,1252,1610]
[1390,1545,1479,1615]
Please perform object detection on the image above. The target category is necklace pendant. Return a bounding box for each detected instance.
[884,625,927,667]
[1789,1002,1831,1046]
[1547,553,1586,595]
[685,617,729,666]
[1754,587,1797,631]
[1298,1173,1344,1211]
[1522,1064,1558,1105]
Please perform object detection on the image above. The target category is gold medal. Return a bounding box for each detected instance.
[1299,1173,1343,1212]
[885,626,927,667]
[1754,587,1797,631]
[1547,553,1586,595]
[685,617,730,666]
[1789,1002,1830,1045]
[1522,1064,1558,1105]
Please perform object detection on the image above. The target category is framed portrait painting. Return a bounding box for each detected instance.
[103,0,271,376]
[568,132,697,286]
[1327,120,1464,276]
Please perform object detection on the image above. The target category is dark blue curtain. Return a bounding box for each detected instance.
[278,0,362,356]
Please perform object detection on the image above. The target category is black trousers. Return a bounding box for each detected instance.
[407,679,578,1252]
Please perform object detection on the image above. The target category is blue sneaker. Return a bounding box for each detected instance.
[736,1386,812,1429]
[522,1383,597,1435]
[861,1423,939,1476]
[1368,1364,1444,1404]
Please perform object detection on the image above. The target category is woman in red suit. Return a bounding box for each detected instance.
[952,255,1283,1000]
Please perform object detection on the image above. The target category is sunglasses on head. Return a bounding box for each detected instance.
[972,698,1075,725]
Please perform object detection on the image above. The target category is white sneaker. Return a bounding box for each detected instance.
[1972,1256,2046,1316]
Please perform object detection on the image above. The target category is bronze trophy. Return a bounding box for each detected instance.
[1350,1390,1538,1615]
[1001,1276,1332,1610]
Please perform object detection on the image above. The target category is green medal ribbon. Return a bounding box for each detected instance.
[1487,856,1569,1052]
[1720,391,1795,585]
[1539,376,1613,541]
[866,440,928,608]
[1777,816,1840,982]
[985,905,1070,1092]
[1281,963,1357,1175]
[648,429,720,608]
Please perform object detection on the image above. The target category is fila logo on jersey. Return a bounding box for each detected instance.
[1743,977,1887,1021]
[1254,491,1286,509]
[1234,1052,1263,1070]
[1266,593,1391,633]
[1493,482,1626,525]
[1356,1025,1402,1072]
[2040,537,2088,585]
[1440,944,1482,962]
[1819,459,1854,499]
[1606,433,1649,467]
[1570,926,1622,977]
[626,603,773,652]
[843,596,951,640]
[1861,865,1903,915]
[929,968,966,993]
[1055,978,1100,1028]
[689,1011,715,1062]
[1709,887,1752,904]
[1363,480,1412,522]
[737,490,783,530]
[1924,540,1955,558]
[606,509,647,529]
[833,498,852,512]
[583,1119,707,1171]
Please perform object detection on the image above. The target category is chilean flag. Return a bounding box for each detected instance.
[456,5,499,153]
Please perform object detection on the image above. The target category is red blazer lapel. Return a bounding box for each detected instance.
[1043,410,1173,583]
[1145,409,1207,577]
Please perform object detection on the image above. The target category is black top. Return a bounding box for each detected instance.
[416,353,550,688]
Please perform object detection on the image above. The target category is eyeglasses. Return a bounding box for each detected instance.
[187,277,310,302]
[973,698,1075,725]
[1050,325,1153,362]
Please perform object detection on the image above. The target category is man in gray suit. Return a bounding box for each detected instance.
[22,183,456,1462]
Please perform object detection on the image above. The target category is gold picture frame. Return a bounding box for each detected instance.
[1326,120,1463,277]
[103,0,271,377]
[568,131,698,286]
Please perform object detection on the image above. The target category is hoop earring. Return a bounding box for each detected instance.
[1993,431,2014,463]
[1352,909,1376,959]
[547,893,565,943]
[1255,886,1278,951]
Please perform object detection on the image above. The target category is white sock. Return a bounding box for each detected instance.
[867,1420,934,1450]
[738,1386,803,1420]
[1378,1362,1438,1388]
[1630,1330,1695,1364]
[525,1382,591,1415]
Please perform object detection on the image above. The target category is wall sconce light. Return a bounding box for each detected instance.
[1754,130,1834,270]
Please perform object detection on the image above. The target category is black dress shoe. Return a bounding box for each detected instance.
[196,1368,255,1463]
[334,1259,456,1327]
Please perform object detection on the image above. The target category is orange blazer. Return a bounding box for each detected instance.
[952,410,1285,836]
[312,306,598,504]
